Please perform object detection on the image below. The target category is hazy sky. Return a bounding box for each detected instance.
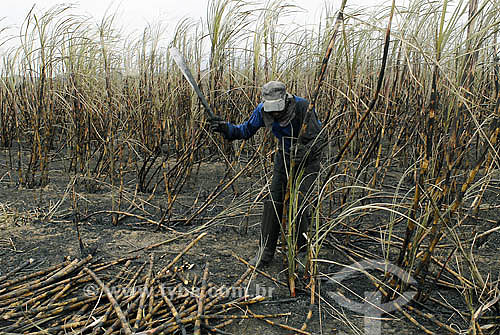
[1,0,392,39]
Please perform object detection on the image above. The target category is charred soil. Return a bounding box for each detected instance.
[0,147,499,334]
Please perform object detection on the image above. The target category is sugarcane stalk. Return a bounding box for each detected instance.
[86,262,147,334]
[143,281,191,325]
[84,267,133,335]
[232,254,287,287]
[211,319,235,331]
[282,0,348,297]
[139,312,292,335]
[414,115,499,298]
[300,259,316,332]
[2,296,97,333]
[88,255,139,271]
[247,308,310,334]
[0,255,92,301]
[147,275,155,316]
[133,254,154,331]
[140,268,253,335]
[159,284,187,335]
[329,239,439,334]
[204,268,252,311]
[2,294,97,320]
[0,258,34,284]
[144,283,219,329]
[321,0,393,186]
[394,301,435,335]
[205,312,291,320]
[0,259,70,294]
[157,232,207,277]
[102,285,147,335]
[213,296,266,312]
[200,322,233,335]
[4,257,123,315]
[183,144,262,226]
[22,320,89,335]
[55,260,136,330]
[177,282,197,315]
[194,262,209,335]
[15,315,60,334]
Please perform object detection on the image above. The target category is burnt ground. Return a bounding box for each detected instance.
[0,147,499,334]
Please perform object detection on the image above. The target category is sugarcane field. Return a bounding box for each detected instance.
[1,0,500,334]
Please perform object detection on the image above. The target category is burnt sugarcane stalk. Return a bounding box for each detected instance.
[194,262,209,335]
[404,304,459,334]
[2,294,97,321]
[0,258,34,284]
[84,262,147,334]
[0,259,70,294]
[396,63,439,270]
[412,92,499,296]
[388,78,439,298]
[309,3,396,330]
[133,254,154,331]
[141,282,189,325]
[0,247,268,335]
[103,289,142,335]
[321,0,393,186]
[159,284,187,335]
[90,255,139,271]
[282,0,348,297]
[55,260,136,328]
[233,254,288,286]
[183,144,262,226]
[144,286,218,332]
[157,232,207,277]
[140,312,292,335]
[176,282,197,315]
[2,296,97,333]
[5,257,122,314]
[27,320,90,335]
[0,255,92,301]
[414,120,499,299]
[244,309,308,334]
[84,267,133,335]
[140,269,253,335]
[210,319,235,332]
[213,296,265,312]
[147,275,155,316]
[204,312,291,320]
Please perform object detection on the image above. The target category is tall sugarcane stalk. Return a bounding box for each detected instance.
[304,0,396,328]
[281,0,348,298]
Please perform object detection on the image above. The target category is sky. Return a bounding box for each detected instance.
[0,0,393,41]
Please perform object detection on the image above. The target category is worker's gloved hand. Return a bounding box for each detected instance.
[290,142,309,164]
[209,115,229,137]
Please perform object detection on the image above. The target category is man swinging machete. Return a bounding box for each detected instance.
[170,47,323,268]
[210,81,324,267]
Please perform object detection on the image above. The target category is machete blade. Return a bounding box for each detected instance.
[169,47,215,119]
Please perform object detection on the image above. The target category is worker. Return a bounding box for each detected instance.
[210,81,323,267]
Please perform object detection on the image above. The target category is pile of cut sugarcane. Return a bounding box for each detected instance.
[0,233,286,335]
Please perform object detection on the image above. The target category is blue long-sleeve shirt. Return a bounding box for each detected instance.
[225,96,310,152]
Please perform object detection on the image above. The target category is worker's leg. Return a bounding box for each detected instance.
[250,151,288,266]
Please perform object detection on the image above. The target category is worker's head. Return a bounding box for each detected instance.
[262,81,295,128]
[262,81,287,115]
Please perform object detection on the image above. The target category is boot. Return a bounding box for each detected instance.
[249,200,282,267]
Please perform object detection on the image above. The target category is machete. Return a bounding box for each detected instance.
[169,47,215,119]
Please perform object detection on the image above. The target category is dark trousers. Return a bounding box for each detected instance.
[263,150,320,253]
